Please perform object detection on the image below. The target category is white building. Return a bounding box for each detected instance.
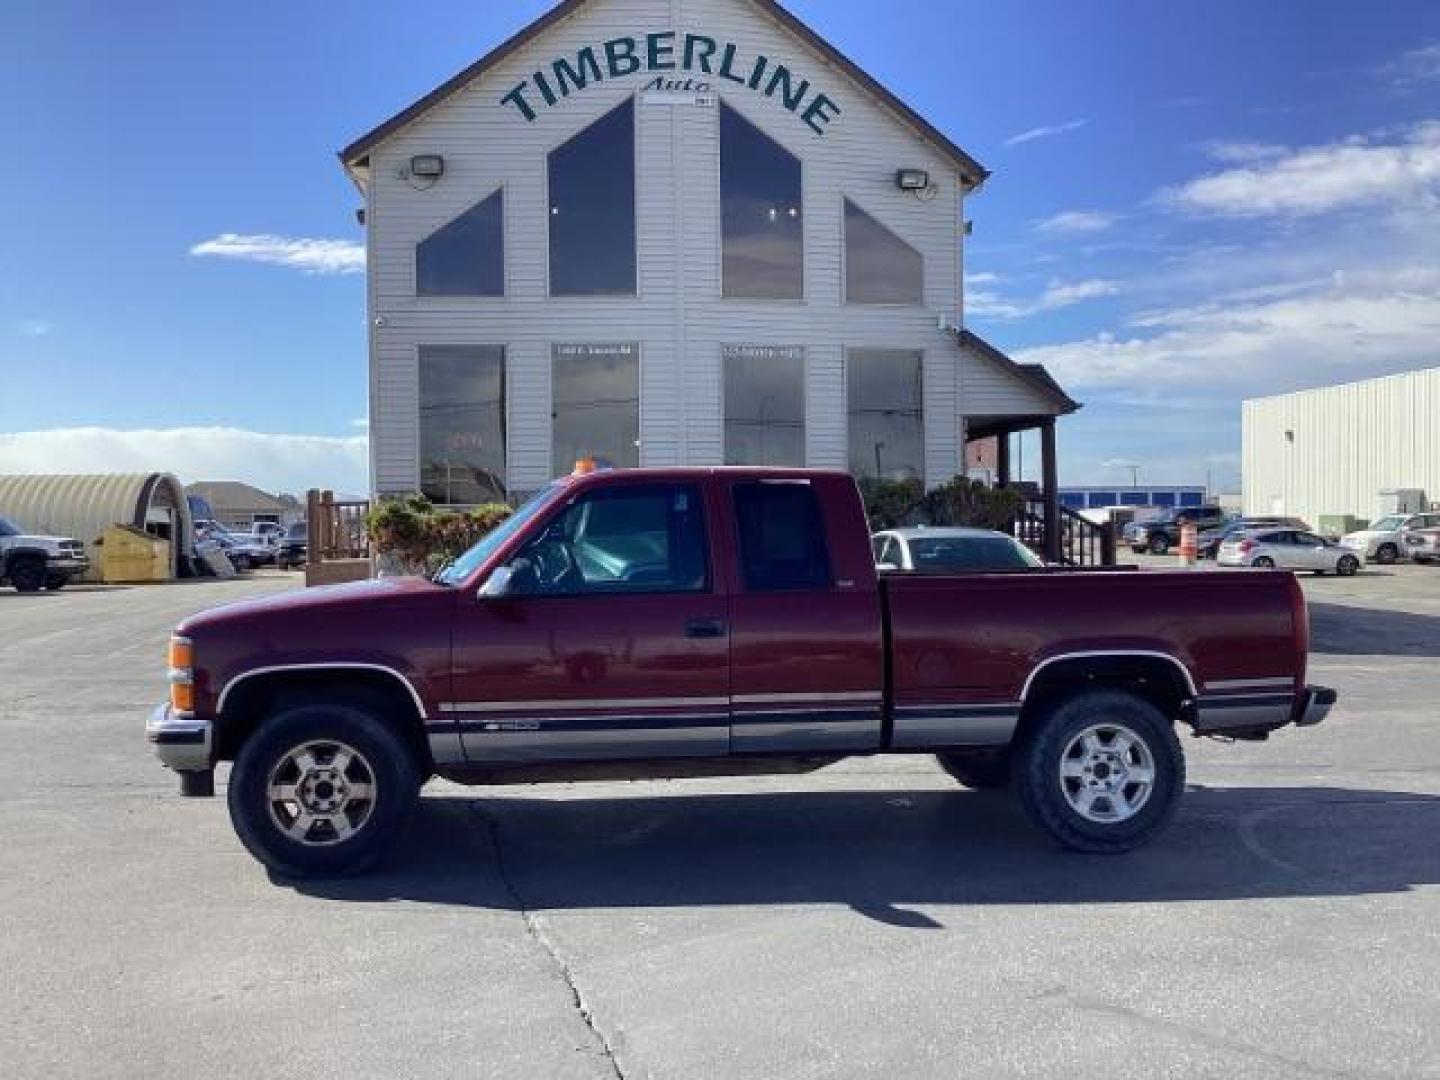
[1243,366,1440,525]
[340,0,1078,522]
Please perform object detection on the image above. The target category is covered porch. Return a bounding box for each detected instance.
[956,331,1111,565]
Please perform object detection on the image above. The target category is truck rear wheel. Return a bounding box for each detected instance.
[227,700,420,878]
[1015,690,1184,853]
[936,751,1011,790]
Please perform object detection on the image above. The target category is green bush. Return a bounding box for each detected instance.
[366,498,514,575]
[863,476,1023,533]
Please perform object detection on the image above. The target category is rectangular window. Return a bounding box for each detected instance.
[844,199,923,305]
[548,99,636,296]
[847,349,924,485]
[509,484,708,596]
[723,345,805,466]
[552,343,640,473]
[721,102,803,300]
[733,481,832,591]
[418,345,506,505]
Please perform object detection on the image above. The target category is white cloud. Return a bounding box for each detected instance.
[0,427,369,498]
[190,233,365,275]
[17,320,52,337]
[1166,122,1440,217]
[968,278,1120,320]
[964,271,1001,286]
[1202,141,1288,164]
[1004,118,1088,147]
[1034,210,1117,235]
[1382,43,1440,88]
[1014,266,1440,393]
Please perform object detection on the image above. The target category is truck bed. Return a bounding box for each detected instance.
[881,567,1306,747]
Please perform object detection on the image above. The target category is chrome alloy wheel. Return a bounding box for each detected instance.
[266,740,377,846]
[1058,723,1156,824]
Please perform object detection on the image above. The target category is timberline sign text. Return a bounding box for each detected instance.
[501,32,842,135]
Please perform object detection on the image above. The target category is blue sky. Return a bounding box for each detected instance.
[2,0,1437,496]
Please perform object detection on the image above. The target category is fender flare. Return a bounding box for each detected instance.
[216,663,429,721]
[1019,650,1199,704]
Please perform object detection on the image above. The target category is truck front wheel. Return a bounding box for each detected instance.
[227,700,420,878]
[1015,690,1184,853]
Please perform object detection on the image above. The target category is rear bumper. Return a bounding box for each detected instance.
[146,704,212,772]
[1192,684,1335,737]
[1296,685,1337,727]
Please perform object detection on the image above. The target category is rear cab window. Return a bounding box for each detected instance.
[733,481,832,591]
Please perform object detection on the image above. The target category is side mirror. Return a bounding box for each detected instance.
[478,565,515,599]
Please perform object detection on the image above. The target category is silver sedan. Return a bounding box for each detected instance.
[1217,529,1362,576]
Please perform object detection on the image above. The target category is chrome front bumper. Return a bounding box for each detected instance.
[146,704,212,772]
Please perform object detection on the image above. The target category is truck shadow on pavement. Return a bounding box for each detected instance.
[1308,602,1440,657]
[291,785,1440,926]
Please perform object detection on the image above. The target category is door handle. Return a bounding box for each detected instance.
[685,619,727,639]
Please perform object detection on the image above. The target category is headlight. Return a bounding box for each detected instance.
[168,635,195,714]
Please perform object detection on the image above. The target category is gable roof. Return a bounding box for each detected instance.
[954,329,1081,415]
[338,0,988,189]
[186,481,290,512]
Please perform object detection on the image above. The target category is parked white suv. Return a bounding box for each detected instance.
[1341,512,1440,565]
[0,516,89,592]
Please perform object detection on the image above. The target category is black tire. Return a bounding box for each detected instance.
[1148,534,1171,556]
[1253,556,1275,569]
[1375,543,1398,566]
[1337,555,1360,577]
[6,556,45,593]
[937,751,1011,790]
[231,554,250,572]
[1014,690,1185,853]
[227,700,421,878]
[44,573,69,591]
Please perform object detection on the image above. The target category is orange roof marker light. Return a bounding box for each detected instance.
[572,455,600,476]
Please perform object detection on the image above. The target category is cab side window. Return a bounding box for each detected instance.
[733,482,832,591]
[508,484,708,596]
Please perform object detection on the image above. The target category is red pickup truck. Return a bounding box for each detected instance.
[147,468,1335,877]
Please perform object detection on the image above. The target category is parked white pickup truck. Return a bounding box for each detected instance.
[0,516,89,591]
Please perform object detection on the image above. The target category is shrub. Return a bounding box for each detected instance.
[863,476,1023,533]
[366,498,514,575]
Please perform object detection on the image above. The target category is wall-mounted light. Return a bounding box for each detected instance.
[410,154,445,179]
[1285,429,1295,443]
[895,169,930,192]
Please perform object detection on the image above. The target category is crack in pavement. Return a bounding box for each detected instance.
[469,802,628,1080]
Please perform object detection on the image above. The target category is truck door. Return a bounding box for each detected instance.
[449,480,730,764]
[721,477,885,754]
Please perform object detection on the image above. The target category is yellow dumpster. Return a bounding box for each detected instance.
[99,525,170,583]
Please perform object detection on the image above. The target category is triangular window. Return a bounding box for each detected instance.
[416,189,504,296]
[845,199,923,305]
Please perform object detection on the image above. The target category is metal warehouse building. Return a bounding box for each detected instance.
[1243,367,1440,525]
[0,473,194,580]
[339,0,1079,536]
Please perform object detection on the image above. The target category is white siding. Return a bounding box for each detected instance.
[960,346,1058,417]
[1242,367,1440,523]
[363,0,982,495]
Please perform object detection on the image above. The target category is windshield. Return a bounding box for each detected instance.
[908,535,1044,570]
[1371,515,1407,532]
[287,523,306,540]
[0,517,20,537]
[436,484,561,586]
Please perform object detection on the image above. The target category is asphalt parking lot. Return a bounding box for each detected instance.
[3,566,1438,1079]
